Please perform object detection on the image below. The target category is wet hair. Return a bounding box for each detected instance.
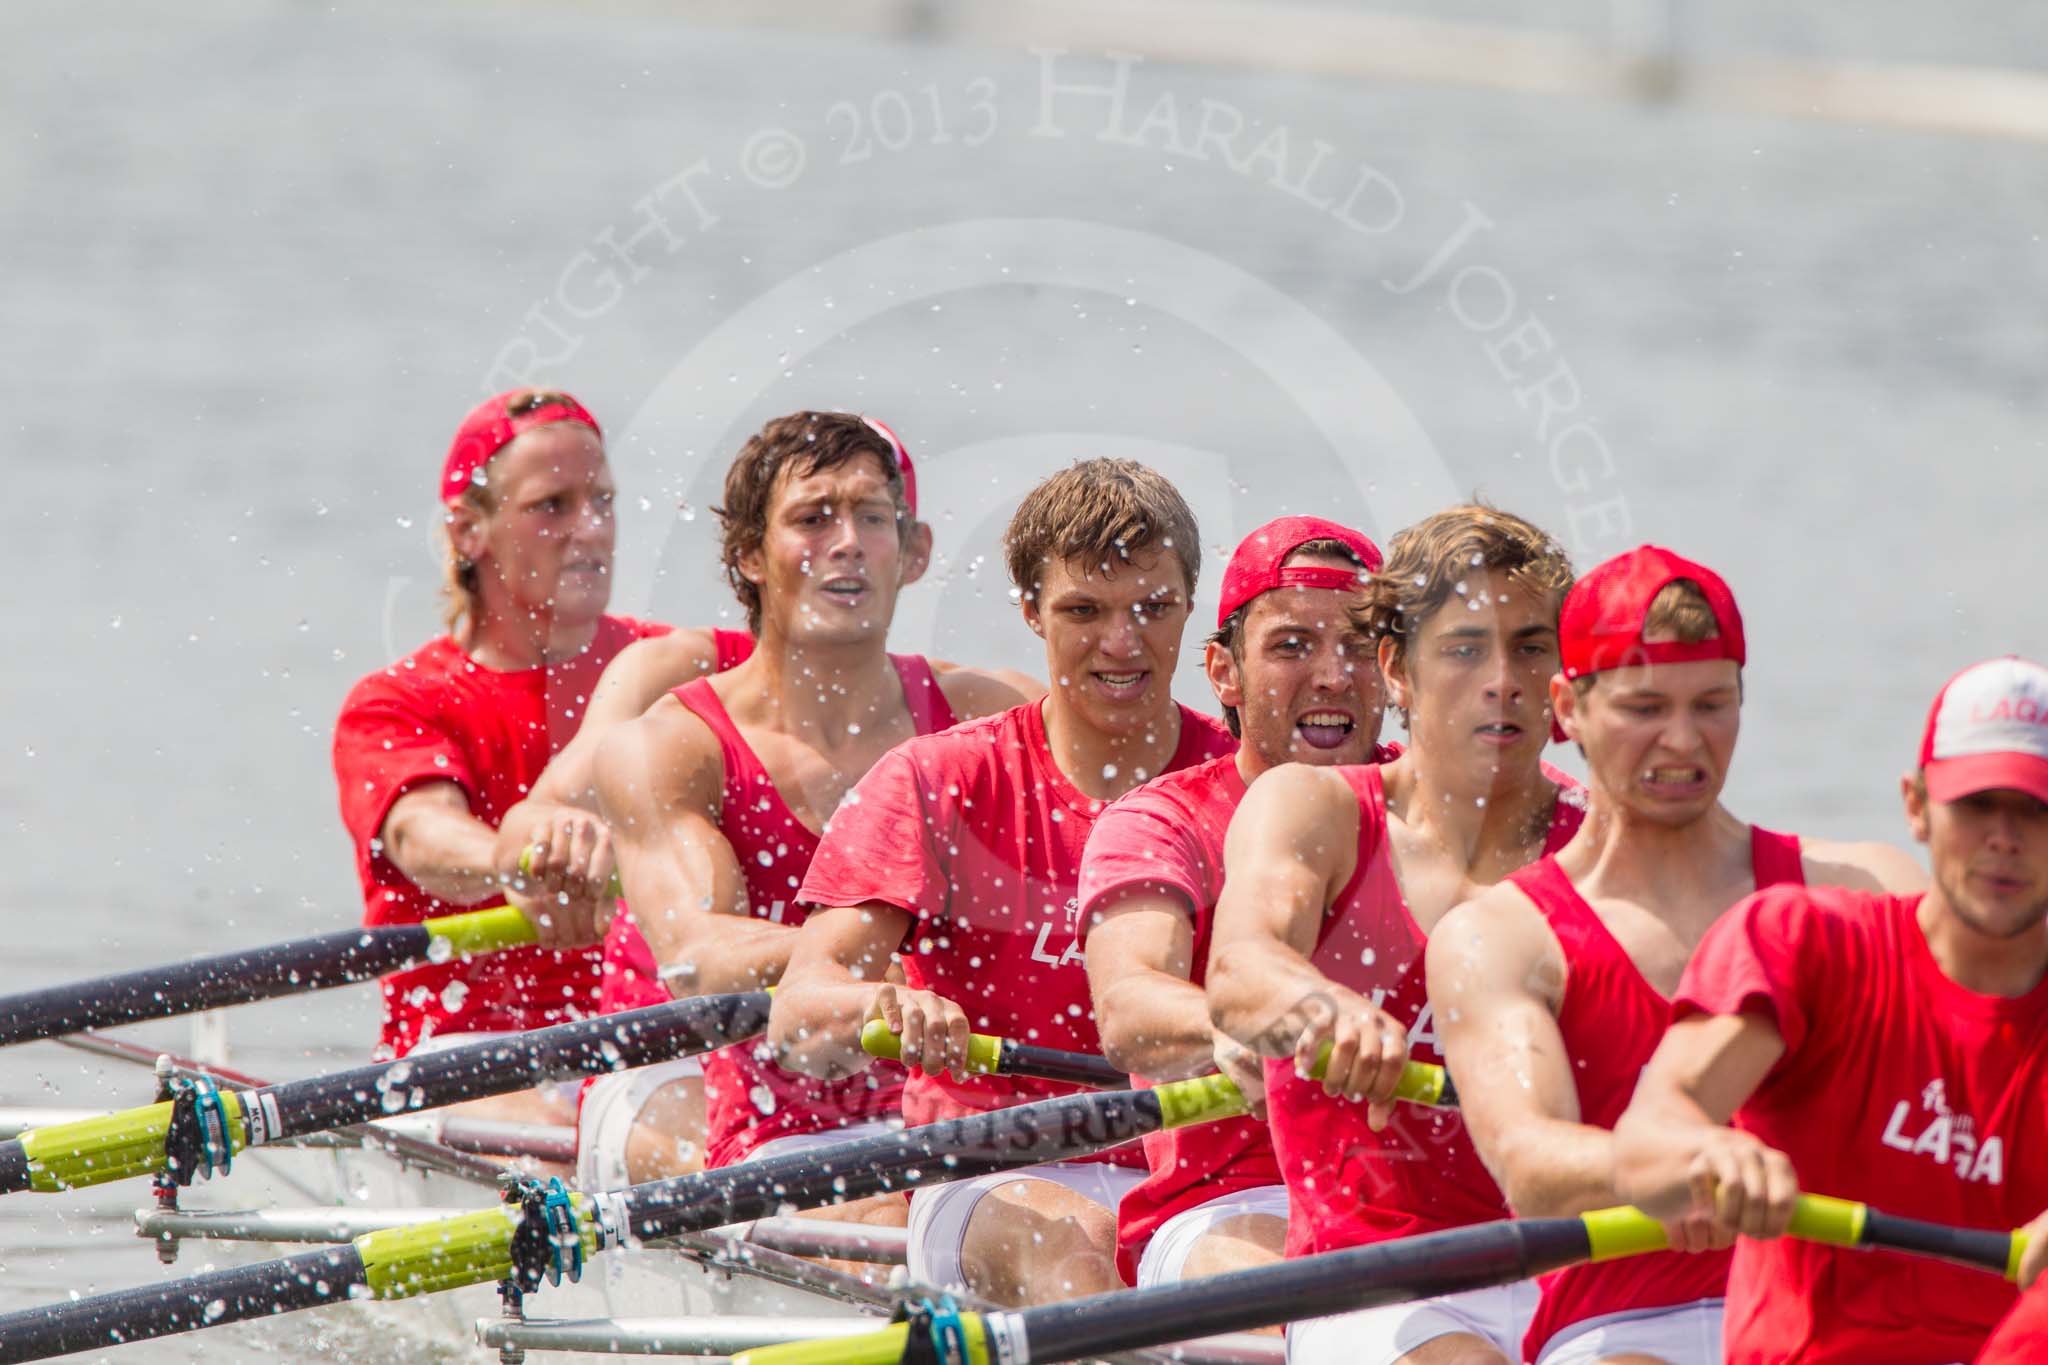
[1208,539,1374,739]
[1355,502,1574,669]
[1002,459,1199,603]
[714,411,912,634]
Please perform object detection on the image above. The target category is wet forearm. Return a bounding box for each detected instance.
[1491,1119,1627,1218]
[1100,973,1216,1079]
[1209,941,1338,1058]
[383,803,503,904]
[769,975,884,1080]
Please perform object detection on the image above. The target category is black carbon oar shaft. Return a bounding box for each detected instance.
[998,1040,1129,1089]
[2,992,771,1194]
[0,1074,1185,1360]
[1018,1218,1592,1362]
[0,924,434,1047]
[0,1247,365,1364]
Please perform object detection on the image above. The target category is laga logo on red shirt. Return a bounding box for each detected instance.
[1031,897,1086,969]
[1879,1078,2005,1185]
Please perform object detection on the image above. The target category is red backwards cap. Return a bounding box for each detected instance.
[1558,545,1746,681]
[1918,656,2048,806]
[441,389,603,504]
[1217,515,1383,628]
[860,415,918,518]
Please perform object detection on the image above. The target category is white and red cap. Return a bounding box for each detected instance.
[1918,656,2048,805]
[859,415,918,518]
[1216,515,1383,628]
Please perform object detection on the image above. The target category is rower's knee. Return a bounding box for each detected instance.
[1178,1211,1286,1282]
[1395,1333,1514,1365]
[959,1179,1120,1307]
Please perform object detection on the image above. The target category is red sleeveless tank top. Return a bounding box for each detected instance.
[598,655,955,1166]
[1266,765,1587,1257]
[1516,826,1805,1357]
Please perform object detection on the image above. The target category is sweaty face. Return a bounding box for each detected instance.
[1391,569,1559,786]
[1913,785,2048,941]
[1215,570,1384,771]
[468,423,616,629]
[743,453,914,646]
[1564,653,1741,827]
[1026,549,1190,739]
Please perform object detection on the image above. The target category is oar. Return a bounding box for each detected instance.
[0,905,535,1048]
[730,1194,2029,1365]
[0,991,768,1197]
[0,852,621,1049]
[859,1021,1129,1089]
[0,1063,1313,1361]
[858,1022,1459,1106]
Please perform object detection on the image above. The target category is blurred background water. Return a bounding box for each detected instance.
[2,0,2044,1356]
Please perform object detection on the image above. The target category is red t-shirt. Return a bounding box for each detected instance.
[1676,887,2048,1365]
[799,700,1237,1165]
[1075,744,1401,1283]
[1978,1278,2048,1365]
[1267,765,1586,1260]
[1515,827,1807,1360]
[332,614,671,1057]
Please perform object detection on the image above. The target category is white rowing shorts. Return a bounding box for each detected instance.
[1288,1278,1538,1365]
[574,1055,704,1192]
[1534,1298,1723,1365]
[1135,1184,1290,1288]
[907,1161,1146,1292]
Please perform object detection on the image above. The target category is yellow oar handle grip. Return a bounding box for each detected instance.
[732,1317,993,1365]
[1307,1042,1453,1106]
[1582,1194,1878,1263]
[2009,1231,2030,1283]
[860,1019,1003,1074]
[423,905,538,957]
[514,846,624,899]
[16,1093,250,1192]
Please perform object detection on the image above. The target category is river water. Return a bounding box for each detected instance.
[2,0,2043,1358]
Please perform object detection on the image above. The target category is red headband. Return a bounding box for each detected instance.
[860,415,918,518]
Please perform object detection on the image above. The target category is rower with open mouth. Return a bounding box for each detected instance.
[1426,545,1928,1365]
[1073,514,1395,1293]
[1205,503,1587,1365]
[769,458,1237,1309]
[576,411,1035,1218]
[332,389,665,1113]
[1616,655,2048,1365]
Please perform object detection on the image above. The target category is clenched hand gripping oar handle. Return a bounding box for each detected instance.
[731,1196,2029,1365]
[0,991,770,1197]
[860,1020,1455,1107]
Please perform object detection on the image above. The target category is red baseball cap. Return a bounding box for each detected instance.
[441,388,603,504]
[859,415,918,518]
[1918,657,2048,806]
[1216,515,1383,628]
[1558,545,1746,681]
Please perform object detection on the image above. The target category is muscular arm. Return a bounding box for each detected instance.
[1614,1012,1798,1239]
[379,780,503,904]
[1799,838,1928,896]
[1207,766,1407,1108]
[1085,888,1209,1079]
[1426,888,1618,1218]
[520,629,724,815]
[769,901,919,1080]
[592,697,791,997]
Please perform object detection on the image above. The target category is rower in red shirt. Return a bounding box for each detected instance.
[332,389,663,1086]
[1207,505,1586,1365]
[1076,514,1393,1290]
[1616,655,2048,1365]
[578,412,1033,1197]
[1427,546,1926,1365]
[770,459,1233,1307]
